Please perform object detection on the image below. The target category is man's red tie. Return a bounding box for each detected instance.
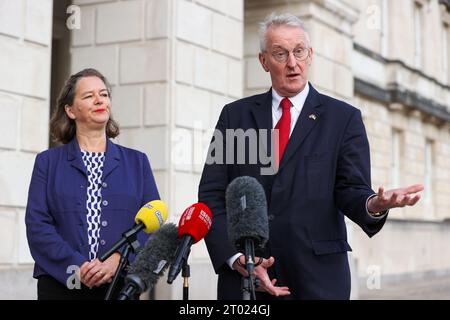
[275,97,291,165]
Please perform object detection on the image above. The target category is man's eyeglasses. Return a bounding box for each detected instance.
[268,47,310,63]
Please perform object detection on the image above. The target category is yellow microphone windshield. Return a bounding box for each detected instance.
[135,200,168,233]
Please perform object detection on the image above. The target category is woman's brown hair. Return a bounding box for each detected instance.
[50,68,120,144]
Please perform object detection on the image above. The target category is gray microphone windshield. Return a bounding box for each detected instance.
[127,223,180,291]
[226,176,269,250]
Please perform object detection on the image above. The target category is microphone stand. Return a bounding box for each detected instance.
[100,226,142,262]
[104,232,141,300]
[182,262,190,300]
[167,237,193,284]
[242,238,257,300]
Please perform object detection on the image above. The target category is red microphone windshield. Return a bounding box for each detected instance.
[178,203,213,243]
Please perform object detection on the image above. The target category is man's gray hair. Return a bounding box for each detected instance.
[259,13,311,52]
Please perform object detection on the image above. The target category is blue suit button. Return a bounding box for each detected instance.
[102,200,108,206]
[101,220,108,227]
[100,240,106,246]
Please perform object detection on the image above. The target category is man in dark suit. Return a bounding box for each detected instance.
[198,13,423,300]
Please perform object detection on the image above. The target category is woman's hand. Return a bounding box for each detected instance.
[80,252,121,288]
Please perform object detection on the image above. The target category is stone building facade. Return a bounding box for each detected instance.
[0,0,449,299]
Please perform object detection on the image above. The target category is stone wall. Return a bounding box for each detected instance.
[0,0,53,299]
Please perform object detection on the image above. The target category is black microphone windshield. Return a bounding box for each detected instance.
[127,223,180,291]
[226,176,269,250]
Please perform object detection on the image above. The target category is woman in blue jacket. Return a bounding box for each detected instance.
[25,68,160,300]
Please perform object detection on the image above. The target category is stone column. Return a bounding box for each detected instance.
[70,0,244,299]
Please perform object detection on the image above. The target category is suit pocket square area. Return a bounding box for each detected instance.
[311,239,352,255]
[305,151,333,163]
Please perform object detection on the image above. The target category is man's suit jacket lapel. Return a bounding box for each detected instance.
[279,84,323,172]
[247,85,323,174]
[250,89,273,157]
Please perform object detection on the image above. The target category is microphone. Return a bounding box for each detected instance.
[166,203,213,284]
[226,176,269,300]
[99,200,168,262]
[226,176,269,250]
[118,223,180,300]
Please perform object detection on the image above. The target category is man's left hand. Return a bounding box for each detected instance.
[368,184,424,214]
